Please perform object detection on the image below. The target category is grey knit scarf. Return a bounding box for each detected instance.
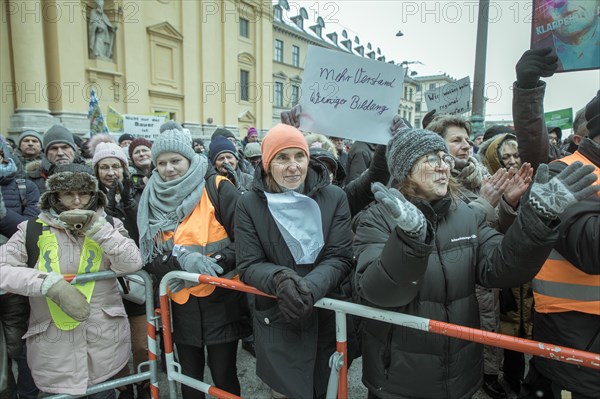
[137,154,208,264]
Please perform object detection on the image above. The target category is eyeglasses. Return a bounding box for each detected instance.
[59,192,92,202]
[98,164,123,172]
[424,153,455,169]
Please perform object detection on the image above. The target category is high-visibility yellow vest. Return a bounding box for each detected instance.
[166,176,233,304]
[532,153,600,315]
[36,220,103,330]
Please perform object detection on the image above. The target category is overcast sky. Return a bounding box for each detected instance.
[289,0,599,122]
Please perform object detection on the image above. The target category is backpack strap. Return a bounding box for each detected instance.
[15,179,27,213]
[25,218,43,269]
[24,215,115,269]
[205,174,223,226]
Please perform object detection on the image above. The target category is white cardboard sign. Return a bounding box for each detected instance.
[299,45,405,145]
[424,76,471,115]
[123,115,166,139]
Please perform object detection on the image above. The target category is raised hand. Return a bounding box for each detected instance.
[503,163,534,208]
[372,182,426,238]
[479,168,510,208]
[516,47,558,89]
[280,104,302,128]
[529,162,600,219]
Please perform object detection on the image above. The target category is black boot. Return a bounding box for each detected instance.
[482,374,507,399]
[136,383,151,399]
[117,385,135,399]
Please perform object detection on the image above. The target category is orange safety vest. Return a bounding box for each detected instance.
[557,151,600,196]
[166,176,235,304]
[532,153,600,315]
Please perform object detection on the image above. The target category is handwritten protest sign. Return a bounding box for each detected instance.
[123,114,166,139]
[531,0,599,73]
[424,76,471,116]
[299,45,405,145]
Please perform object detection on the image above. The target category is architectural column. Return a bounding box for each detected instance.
[8,0,55,131]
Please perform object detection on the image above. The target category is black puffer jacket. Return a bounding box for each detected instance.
[236,160,354,399]
[0,176,40,238]
[531,138,600,397]
[345,141,376,184]
[353,196,558,399]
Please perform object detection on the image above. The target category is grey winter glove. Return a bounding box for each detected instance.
[169,279,196,293]
[40,272,90,322]
[516,47,558,89]
[273,269,314,321]
[59,210,107,236]
[456,156,485,190]
[177,250,223,277]
[529,162,600,219]
[372,182,426,240]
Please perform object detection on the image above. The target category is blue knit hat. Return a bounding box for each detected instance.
[209,136,238,165]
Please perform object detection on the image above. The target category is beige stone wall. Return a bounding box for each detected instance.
[1,0,274,138]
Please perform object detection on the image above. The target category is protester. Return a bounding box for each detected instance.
[352,127,599,399]
[211,128,254,175]
[15,130,43,168]
[242,127,259,148]
[118,133,135,149]
[0,164,142,398]
[192,138,205,154]
[25,125,86,194]
[243,142,262,169]
[236,123,353,399]
[138,121,250,399]
[128,137,153,193]
[208,136,253,191]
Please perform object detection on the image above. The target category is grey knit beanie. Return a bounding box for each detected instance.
[386,128,449,184]
[151,121,195,163]
[43,125,77,153]
[18,130,43,148]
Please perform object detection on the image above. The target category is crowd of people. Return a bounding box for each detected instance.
[0,48,599,399]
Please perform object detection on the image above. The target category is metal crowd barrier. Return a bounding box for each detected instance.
[47,270,162,399]
[159,271,600,399]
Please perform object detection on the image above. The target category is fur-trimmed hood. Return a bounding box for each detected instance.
[477,133,517,174]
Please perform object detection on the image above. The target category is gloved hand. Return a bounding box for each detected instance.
[40,272,90,322]
[108,179,136,209]
[372,182,426,239]
[390,114,411,133]
[515,47,558,89]
[422,109,437,129]
[456,157,484,189]
[177,250,223,277]
[169,279,197,293]
[273,269,314,321]
[221,162,240,189]
[280,104,301,128]
[59,210,107,236]
[529,162,600,219]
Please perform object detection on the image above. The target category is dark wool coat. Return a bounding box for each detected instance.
[236,160,354,399]
[353,196,558,399]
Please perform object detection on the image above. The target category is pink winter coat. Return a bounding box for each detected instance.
[0,210,142,395]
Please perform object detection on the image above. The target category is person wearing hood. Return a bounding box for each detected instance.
[208,136,253,192]
[352,127,598,399]
[0,164,142,398]
[25,125,86,195]
[235,124,353,399]
[137,121,250,399]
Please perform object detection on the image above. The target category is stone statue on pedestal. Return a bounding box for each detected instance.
[88,0,116,60]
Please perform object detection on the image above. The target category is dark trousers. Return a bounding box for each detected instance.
[503,349,525,384]
[176,341,240,399]
[17,347,38,399]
